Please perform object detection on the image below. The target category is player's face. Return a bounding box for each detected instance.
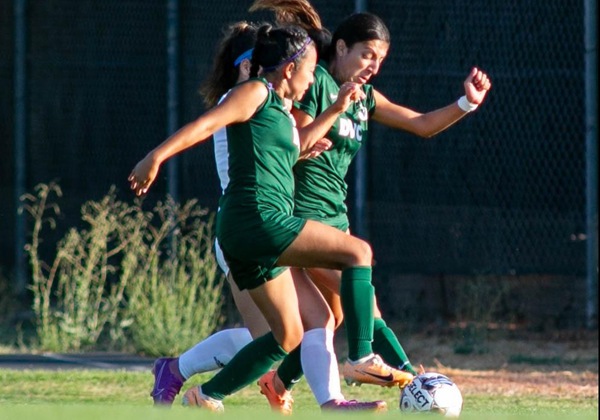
[288,44,317,101]
[336,39,389,85]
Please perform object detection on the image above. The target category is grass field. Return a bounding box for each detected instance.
[0,369,597,420]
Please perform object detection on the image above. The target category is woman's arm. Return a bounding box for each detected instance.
[296,82,365,152]
[372,67,491,138]
[128,81,268,196]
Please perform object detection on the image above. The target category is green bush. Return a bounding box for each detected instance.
[121,197,225,356]
[21,182,225,354]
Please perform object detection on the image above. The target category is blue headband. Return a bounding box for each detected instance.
[261,37,312,72]
[234,48,254,67]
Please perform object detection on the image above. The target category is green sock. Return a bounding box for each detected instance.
[373,318,417,375]
[340,266,374,361]
[276,345,303,390]
[202,332,287,400]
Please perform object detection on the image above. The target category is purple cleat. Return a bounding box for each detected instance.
[151,357,184,406]
[321,399,388,412]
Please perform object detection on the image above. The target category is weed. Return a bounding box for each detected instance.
[20,183,224,354]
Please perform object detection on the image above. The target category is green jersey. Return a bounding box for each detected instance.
[217,78,301,253]
[293,62,376,229]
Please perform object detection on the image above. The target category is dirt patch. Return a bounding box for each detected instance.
[336,328,598,399]
[403,330,598,399]
[439,368,597,398]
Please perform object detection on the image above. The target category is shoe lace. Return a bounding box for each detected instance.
[371,354,392,371]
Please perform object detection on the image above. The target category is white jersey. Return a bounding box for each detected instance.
[213,92,232,274]
[213,92,232,193]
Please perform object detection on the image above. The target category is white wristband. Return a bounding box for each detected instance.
[457,95,478,112]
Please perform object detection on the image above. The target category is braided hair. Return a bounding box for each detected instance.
[250,24,312,77]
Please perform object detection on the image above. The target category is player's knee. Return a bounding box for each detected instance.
[332,311,344,330]
[318,307,336,331]
[349,239,372,266]
[279,325,303,352]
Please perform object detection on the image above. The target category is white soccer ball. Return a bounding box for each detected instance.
[399,372,463,418]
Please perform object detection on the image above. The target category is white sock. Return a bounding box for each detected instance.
[178,328,252,380]
[300,328,344,406]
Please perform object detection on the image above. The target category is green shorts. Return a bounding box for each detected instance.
[218,210,307,290]
[294,212,349,232]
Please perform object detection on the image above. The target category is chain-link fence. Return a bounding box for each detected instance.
[0,1,595,327]
[364,1,586,275]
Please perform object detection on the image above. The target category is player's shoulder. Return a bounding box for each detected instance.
[229,78,270,102]
[315,62,328,75]
[314,61,333,81]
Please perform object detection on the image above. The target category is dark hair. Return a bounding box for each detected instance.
[306,27,331,60]
[250,24,312,77]
[249,0,330,59]
[199,21,260,108]
[329,12,390,57]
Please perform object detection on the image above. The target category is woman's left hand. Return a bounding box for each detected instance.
[464,67,492,105]
[301,137,332,160]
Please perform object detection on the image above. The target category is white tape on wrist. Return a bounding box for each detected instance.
[458,95,478,112]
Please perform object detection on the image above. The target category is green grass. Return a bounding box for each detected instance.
[0,369,597,420]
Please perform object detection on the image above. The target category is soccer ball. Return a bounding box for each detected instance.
[399,372,463,418]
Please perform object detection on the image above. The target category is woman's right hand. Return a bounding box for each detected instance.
[128,155,160,196]
[334,82,366,113]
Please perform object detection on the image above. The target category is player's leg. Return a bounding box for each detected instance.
[307,267,343,328]
[260,267,387,412]
[228,272,271,338]
[276,220,406,387]
[218,238,271,339]
[177,273,270,376]
[371,298,417,375]
[184,268,302,409]
[306,266,417,381]
[264,269,319,395]
[259,267,337,413]
[151,247,270,405]
[296,269,387,410]
[293,268,344,407]
[262,268,343,402]
[277,220,374,360]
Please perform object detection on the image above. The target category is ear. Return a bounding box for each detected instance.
[282,61,295,79]
[239,59,252,80]
[336,39,347,57]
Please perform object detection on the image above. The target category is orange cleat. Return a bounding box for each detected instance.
[342,354,414,388]
[182,385,224,413]
[257,370,294,415]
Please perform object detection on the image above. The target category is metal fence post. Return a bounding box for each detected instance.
[14,0,27,296]
[584,0,598,329]
[353,0,368,239]
[166,0,180,202]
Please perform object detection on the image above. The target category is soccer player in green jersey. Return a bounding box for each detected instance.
[147,21,387,413]
[129,23,394,412]
[248,0,491,403]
